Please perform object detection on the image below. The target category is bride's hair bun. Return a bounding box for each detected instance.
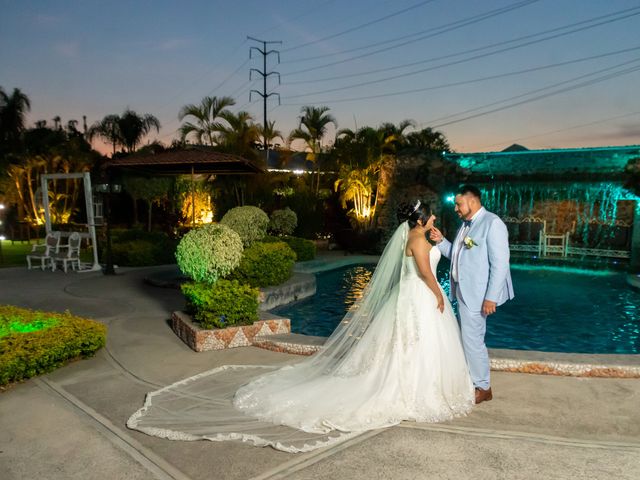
[397,200,430,228]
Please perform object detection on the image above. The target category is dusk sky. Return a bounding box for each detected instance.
[1,0,640,154]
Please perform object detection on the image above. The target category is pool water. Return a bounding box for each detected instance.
[272,263,640,354]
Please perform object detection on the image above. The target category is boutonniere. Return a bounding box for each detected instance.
[463,236,477,249]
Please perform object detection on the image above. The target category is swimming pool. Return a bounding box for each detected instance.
[272,262,640,354]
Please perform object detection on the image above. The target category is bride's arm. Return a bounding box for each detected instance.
[409,239,445,313]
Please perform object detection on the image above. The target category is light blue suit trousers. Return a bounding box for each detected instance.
[437,208,514,390]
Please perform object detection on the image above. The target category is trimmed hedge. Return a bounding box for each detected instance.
[181,280,259,329]
[102,229,178,266]
[269,207,297,236]
[176,223,243,284]
[228,241,296,288]
[220,206,269,247]
[0,305,107,385]
[264,235,316,262]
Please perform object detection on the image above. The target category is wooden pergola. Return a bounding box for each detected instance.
[104,147,264,226]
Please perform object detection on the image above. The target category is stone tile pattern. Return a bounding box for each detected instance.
[171,311,290,352]
[251,338,640,378]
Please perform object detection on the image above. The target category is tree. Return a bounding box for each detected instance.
[0,87,31,152]
[405,127,451,153]
[217,111,260,158]
[122,175,173,231]
[117,109,161,153]
[257,120,283,150]
[288,106,336,193]
[87,114,121,156]
[178,95,235,146]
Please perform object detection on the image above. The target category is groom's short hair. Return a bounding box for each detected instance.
[457,185,482,201]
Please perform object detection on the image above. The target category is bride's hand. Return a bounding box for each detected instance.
[436,294,444,313]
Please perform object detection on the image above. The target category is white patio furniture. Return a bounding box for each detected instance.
[51,232,82,273]
[26,231,61,270]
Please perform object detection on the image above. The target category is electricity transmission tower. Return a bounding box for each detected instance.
[248,36,281,156]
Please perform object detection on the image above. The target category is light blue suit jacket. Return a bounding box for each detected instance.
[437,208,514,311]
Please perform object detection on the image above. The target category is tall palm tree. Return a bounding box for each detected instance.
[217,110,260,158]
[289,105,337,193]
[117,109,161,153]
[378,119,415,154]
[52,116,61,130]
[0,87,31,149]
[87,114,121,156]
[178,95,235,146]
[257,120,283,150]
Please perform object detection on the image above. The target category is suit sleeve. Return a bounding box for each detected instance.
[437,237,452,260]
[485,218,510,303]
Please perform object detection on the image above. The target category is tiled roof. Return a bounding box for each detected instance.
[105,148,264,174]
[444,145,640,178]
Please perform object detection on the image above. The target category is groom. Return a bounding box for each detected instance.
[430,185,514,404]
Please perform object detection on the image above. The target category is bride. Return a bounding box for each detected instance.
[128,201,474,452]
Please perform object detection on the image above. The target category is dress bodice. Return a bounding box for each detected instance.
[403,246,441,278]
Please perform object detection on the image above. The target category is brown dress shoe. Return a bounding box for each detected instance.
[475,387,493,404]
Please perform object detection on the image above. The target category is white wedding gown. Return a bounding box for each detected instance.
[128,224,474,452]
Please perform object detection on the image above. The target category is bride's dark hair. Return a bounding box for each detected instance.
[397,201,431,228]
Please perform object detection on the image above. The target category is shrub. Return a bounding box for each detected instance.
[101,229,178,266]
[175,223,243,284]
[181,280,259,329]
[228,241,296,287]
[220,206,269,247]
[0,305,106,385]
[263,235,317,262]
[269,207,298,236]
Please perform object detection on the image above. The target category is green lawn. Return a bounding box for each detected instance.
[0,239,40,267]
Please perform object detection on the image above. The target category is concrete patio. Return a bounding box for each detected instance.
[1,263,639,480]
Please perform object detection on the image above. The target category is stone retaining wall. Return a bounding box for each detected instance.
[171,310,290,352]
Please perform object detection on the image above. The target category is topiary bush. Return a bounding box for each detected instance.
[263,235,317,262]
[181,280,259,329]
[269,207,298,236]
[0,305,107,385]
[220,206,269,247]
[228,241,296,288]
[175,223,243,284]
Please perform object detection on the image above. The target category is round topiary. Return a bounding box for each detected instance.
[175,223,243,284]
[220,206,269,247]
[269,207,298,236]
[228,241,296,288]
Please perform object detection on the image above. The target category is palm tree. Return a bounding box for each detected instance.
[217,110,260,158]
[378,119,415,154]
[87,114,121,156]
[0,87,31,149]
[52,116,61,130]
[405,127,450,152]
[289,105,337,193]
[117,109,161,153]
[257,120,283,150]
[178,95,235,146]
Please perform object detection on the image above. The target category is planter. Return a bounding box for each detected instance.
[171,310,290,352]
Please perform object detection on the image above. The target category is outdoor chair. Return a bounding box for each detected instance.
[26,231,61,270]
[51,232,82,273]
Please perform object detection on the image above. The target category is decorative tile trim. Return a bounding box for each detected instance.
[171,311,291,352]
[490,358,640,378]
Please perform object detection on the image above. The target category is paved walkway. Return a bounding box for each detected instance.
[1,264,639,480]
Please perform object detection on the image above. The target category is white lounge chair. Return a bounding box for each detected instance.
[26,231,61,270]
[52,232,82,273]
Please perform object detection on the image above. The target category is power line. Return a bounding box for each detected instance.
[477,111,640,150]
[280,45,640,106]
[281,5,640,78]
[285,0,539,65]
[283,8,640,100]
[282,0,439,53]
[428,60,640,129]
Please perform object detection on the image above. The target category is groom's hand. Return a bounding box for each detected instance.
[482,300,497,316]
[429,227,444,244]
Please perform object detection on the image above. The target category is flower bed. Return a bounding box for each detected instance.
[0,305,107,385]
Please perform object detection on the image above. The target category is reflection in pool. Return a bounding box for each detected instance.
[272,262,640,354]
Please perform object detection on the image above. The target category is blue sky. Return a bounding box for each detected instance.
[1,0,639,154]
